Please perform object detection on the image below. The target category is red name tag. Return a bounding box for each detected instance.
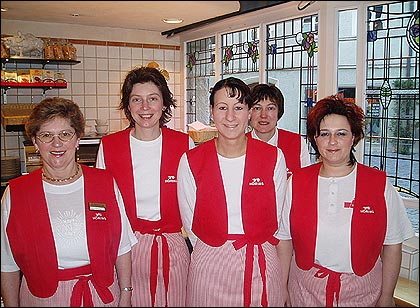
[344,201,354,208]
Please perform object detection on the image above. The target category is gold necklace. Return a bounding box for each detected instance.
[42,164,80,183]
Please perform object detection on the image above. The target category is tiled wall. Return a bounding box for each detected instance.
[1,39,183,169]
[401,237,419,282]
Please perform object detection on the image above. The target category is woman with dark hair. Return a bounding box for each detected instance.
[248,83,311,178]
[1,97,137,306]
[177,77,289,306]
[96,66,194,306]
[276,95,414,307]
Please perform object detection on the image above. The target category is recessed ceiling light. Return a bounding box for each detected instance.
[1,7,9,12]
[162,18,183,24]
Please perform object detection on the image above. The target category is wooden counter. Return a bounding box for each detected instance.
[394,276,419,307]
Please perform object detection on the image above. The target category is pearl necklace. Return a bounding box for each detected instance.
[42,164,80,183]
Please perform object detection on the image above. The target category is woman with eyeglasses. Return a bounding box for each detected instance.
[1,97,137,307]
[276,95,414,307]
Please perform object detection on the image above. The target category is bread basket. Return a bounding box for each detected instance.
[1,103,37,129]
[188,129,218,143]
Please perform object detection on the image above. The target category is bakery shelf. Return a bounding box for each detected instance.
[1,57,80,67]
[1,81,67,89]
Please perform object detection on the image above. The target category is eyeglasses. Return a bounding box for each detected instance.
[36,130,76,143]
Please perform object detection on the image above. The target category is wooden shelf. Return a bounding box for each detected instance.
[1,57,80,66]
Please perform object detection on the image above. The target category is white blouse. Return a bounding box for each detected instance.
[277,164,415,273]
[1,175,138,272]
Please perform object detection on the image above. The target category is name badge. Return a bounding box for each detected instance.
[89,202,106,211]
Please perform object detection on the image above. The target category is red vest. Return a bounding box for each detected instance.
[247,128,302,177]
[101,127,189,233]
[290,163,387,276]
[7,165,121,297]
[187,138,279,246]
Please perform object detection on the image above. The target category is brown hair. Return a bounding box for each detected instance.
[307,95,365,165]
[209,77,252,108]
[251,83,285,120]
[25,97,85,139]
[120,66,175,127]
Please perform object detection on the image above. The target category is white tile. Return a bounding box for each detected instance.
[163,61,175,72]
[120,47,132,59]
[110,107,122,119]
[59,87,72,96]
[165,49,175,61]
[85,95,97,107]
[96,46,108,58]
[85,83,97,95]
[74,44,84,54]
[131,61,143,69]
[83,45,96,57]
[97,108,109,120]
[97,83,109,96]
[45,88,59,96]
[72,96,85,107]
[121,59,133,72]
[132,48,143,59]
[108,46,120,58]
[72,61,84,70]
[143,48,154,60]
[108,83,121,96]
[120,71,129,81]
[108,95,121,108]
[97,98,109,107]
[72,70,85,82]
[109,119,120,133]
[97,58,109,70]
[85,107,98,120]
[71,83,85,95]
[84,70,97,82]
[97,70,109,83]
[109,58,120,71]
[83,57,97,70]
[154,49,164,61]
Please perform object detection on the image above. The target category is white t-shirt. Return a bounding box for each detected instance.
[96,131,195,221]
[177,148,288,247]
[1,176,138,272]
[276,164,415,273]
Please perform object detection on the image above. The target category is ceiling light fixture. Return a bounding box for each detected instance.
[1,7,9,12]
[71,13,80,17]
[162,18,183,24]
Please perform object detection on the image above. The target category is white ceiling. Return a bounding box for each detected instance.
[1,1,241,33]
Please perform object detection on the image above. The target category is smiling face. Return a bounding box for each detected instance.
[250,98,278,141]
[211,87,250,141]
[315,114,355,167]
[33,117,80,173]
[128,81,164,138]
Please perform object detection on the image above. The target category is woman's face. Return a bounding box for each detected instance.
[250,98,278,137]
[33,117,80,171]
[315,113,355,167]
[211,87,250,141]
[128,81,163,130]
